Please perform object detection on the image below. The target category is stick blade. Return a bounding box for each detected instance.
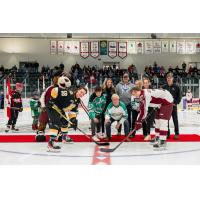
[97,142,110,146]
[100,148,114,153]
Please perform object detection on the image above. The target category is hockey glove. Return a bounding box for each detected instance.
[70,118,78,131]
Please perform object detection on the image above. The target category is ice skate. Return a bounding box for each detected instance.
[35,131,46,142]
[153,140,167,150]
[149,136,159,145]
[47,141,61,152]
[62,135,74,144]
[5,125,11,133]
[11,126,19,132]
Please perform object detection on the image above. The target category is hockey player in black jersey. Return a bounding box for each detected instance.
[46,75,87,152]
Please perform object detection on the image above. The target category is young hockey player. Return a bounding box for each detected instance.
[57,86,88,141]
[30,91,40,130]
[131,87,174,150]
[104,94,129,141]
[35,70,63,142]
[46,75,77,151]
[5,83,23,132]
[88,86,107,141]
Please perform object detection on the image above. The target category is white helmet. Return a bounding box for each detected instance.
[57,76,71,89]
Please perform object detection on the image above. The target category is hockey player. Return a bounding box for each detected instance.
[56,86,88,141]
[88,86,107,141]
[5,83,23,132]
[104,94,129,141]
[131,87,174,150]
[30,91,40,130]
[35,70,63,142]
[46,75,76,151]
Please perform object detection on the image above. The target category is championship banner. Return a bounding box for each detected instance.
[162,41,169,53]
[50,40,57,54]
[127,41,136,54]
[153,41,161,54]
[196,41,200,54]
[57,41,64,55]
[72,41,80,54]
[90,41,99,58]
[118,42,127,58]
[64,41,72,53]
[80,42,89,58]
[108,41,117,58]
[136,41,144,54]
[100,40,107,55]
[170,41,176,53]
[186,41,195,54]
[145,41,153,54]
[177,41,185,54]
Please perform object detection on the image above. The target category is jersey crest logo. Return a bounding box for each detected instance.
[61,91,68,96]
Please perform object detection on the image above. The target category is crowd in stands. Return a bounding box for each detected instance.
[0,61,200,88]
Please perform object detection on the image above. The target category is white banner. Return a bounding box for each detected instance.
[170,41,176,53]
[177,41,185,54]
[90,41,99,58]
[57,41,64,55]
[80,42,89,58]
[64,41,72,53]
[186,41,195,54]
[145,41,153,54]
[136,41,144,54]
[50,40,57,54]
[196,41,200,54]
[162,41,169,53]
[72,41,80,54]
[127,41,136,54]
[153,41,161,54]
[108,41,117,58]
[118,42,127,58]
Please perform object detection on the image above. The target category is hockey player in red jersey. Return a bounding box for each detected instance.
[5,83,23,132]
[131,87,174,150]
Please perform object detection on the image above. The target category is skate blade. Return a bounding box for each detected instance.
[153,146,167,151]
[47,147,61,153]
[62,141,74,144]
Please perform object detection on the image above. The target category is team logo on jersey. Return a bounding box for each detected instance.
[61,91,68,96]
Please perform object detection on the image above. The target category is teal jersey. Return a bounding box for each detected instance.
[88,93,107,119]
[30,99,40,117]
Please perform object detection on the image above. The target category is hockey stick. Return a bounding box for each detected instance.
[100,108,157,153]
[51,105,109,146]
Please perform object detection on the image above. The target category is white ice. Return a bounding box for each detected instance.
[0,104,200,164]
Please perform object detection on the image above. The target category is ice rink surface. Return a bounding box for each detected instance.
[0,107,200,165]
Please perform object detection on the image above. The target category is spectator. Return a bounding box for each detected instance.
[116,73,134,131]
[105,94,129,141]
[102,78,116,134]
[142,77,155,141]
[88,86,107,141]
[162,72,181,140]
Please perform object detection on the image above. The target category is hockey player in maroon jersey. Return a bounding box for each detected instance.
[131,87,174,150]
[5,83,23,132]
